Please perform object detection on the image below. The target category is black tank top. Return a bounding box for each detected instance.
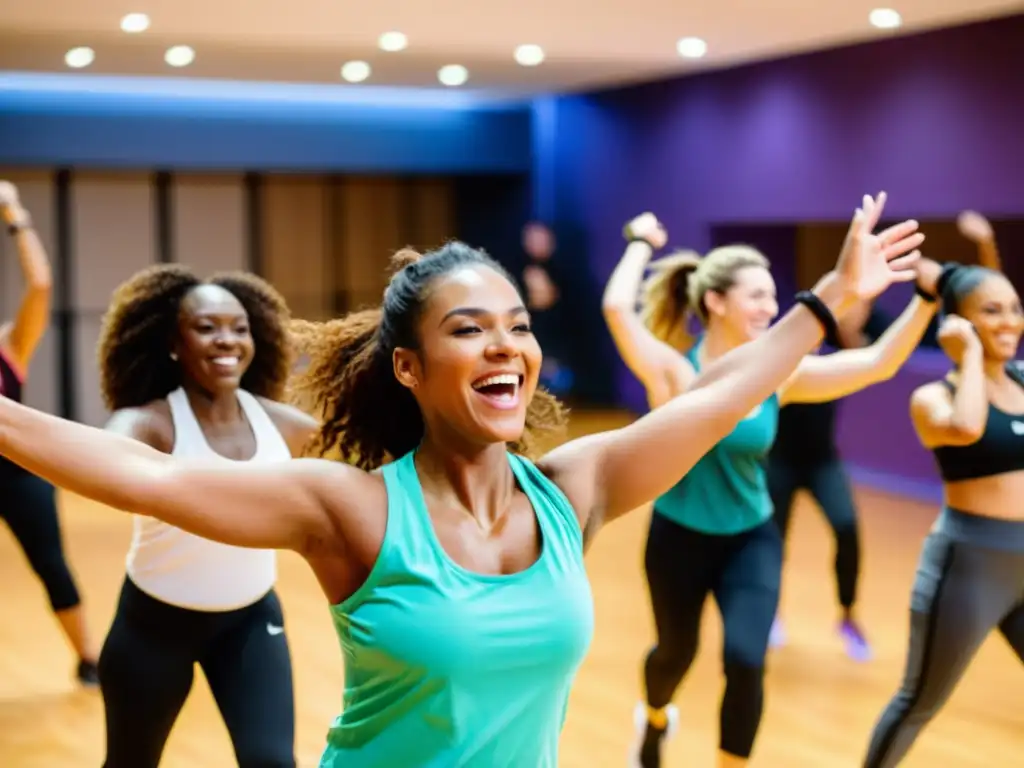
[0,349,23,403]
[769,307,894,467]
[0,348,26,476]
[932,362,1024,482]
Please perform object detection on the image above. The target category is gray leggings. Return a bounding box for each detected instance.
[863,507,1024,767]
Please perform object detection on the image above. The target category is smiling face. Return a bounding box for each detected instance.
[173,284,254,394]
[957,273,1024,361]
[703,264,779,343]
[393,264,541,447]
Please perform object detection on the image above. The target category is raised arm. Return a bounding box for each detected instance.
[0,181,52,372]
[957,210,1000,271]
[778,261,939,405]
[909,315,988,448]
[602,214,696,407]
[0,395,367,555]
[543,193,924,534]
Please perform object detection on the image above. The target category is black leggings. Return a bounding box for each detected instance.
[864,509,1024,767]
[643,512,782,758]
[767,456,860,608]
[99,577,296,768]
[0,469,81,612]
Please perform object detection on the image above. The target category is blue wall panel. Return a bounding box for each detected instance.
[0,74,532,172]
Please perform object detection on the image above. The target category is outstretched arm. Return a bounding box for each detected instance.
[542,193,924,537]
[779,289,937,405]
[0,182,52,372]
[602,217,695,407]
[0,396,361,554]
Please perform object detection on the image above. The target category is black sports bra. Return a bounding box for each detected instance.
[931,362,1024,482]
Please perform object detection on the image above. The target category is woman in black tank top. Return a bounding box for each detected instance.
[0,181,99,684]
[768,214,1002,662]
[863,261,1024,767]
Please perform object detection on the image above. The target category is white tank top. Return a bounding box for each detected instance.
[125,387,291,611]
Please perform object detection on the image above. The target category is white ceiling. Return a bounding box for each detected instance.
[0,1,1020,96]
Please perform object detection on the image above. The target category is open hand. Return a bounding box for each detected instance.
[835,192,924,301]
[937,314,982,365]
[624,213,668,250]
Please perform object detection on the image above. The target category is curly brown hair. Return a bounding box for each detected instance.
[288,242,567,470]
[97,264,294,411]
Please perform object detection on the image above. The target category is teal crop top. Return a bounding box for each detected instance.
[652,342,780,535]
[320,450,595,767]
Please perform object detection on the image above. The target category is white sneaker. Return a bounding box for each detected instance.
[627,702,679,768]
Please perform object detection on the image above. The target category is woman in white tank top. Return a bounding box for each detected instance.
[93,265,317,768]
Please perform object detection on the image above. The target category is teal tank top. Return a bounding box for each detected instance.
[320,450,595,768]
[653,342,780,535]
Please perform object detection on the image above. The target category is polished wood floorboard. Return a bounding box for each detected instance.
[0,410,1020,766]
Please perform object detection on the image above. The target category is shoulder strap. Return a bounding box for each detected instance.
[166,387,208,451]
[235,390,290,454]
[508,453,584,559]
[381,451,436,558]
[1006,361,1024,389]
[685,338,703,371]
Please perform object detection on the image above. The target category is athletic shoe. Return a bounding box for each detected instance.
[628,702,679,768]
[838,618,873,662]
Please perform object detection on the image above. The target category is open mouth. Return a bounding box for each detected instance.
[210,355,241,373]
[471,373,524,409]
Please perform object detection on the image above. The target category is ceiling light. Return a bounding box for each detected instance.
[514,44,545,67]
[64,47,95,69]
[341,60,371,83]
[438,64,469,87]
[120,12,150,33]
[378,31,407,52]
[869,8,902,29]
[165,45,195,67]
[676,37,707,59]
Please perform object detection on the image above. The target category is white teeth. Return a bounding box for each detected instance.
[473,373,519,390]
[212,357,239,366]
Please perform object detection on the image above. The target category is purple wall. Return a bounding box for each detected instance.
[537,13,1024,497]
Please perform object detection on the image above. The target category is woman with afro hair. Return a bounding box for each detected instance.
[93,264,316,768]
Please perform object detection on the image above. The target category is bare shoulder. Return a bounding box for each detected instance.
[257,396,319,432]
[256,396,320,457]
[536,431,613,523]
[106,399,175,453]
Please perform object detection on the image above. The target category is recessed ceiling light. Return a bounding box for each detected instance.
[341,60,371,83]
[514,44,545,67]
[120,12,150,33]
[869,8,902,29]
[165,45,195,67]
[379,31,408,52]
[676,37,707,59]
[64,46,95,69]
[438,64,469,87]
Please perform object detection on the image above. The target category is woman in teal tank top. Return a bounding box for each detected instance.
[604,209,939,768]
[0,193,923,767]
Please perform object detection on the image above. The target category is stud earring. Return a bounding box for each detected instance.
[170,352,178,361]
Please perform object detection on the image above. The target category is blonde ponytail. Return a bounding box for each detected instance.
[640,250,702,350]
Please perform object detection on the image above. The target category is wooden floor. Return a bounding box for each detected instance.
[0,410,1020,767]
